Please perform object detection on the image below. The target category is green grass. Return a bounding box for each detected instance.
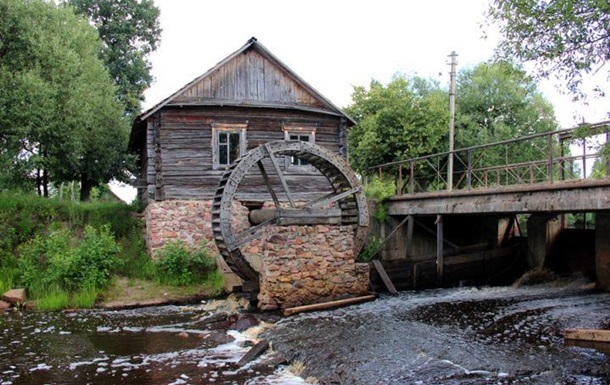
[34,287,70,311]
[1,191,226,311]
[201,269,225,296]
[71,286,99,308]
[0,267,18,294]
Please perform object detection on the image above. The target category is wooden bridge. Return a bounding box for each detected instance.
[369,121,610,291]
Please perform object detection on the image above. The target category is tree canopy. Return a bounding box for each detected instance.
[0,0,129,200]
[456,61,557,147]
[488,0,610,100]
[66,0,162,116]
[345,75,448,176]
[346,62,560,188]
[454,61,560,184]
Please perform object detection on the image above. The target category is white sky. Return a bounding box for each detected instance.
[114,0,609,203]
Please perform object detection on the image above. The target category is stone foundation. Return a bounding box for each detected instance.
[144,200,370,306]
[257,225,370,311]
[145,200,250,257]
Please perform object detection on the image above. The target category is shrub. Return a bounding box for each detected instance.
[357,236,383,262]
[364,177,395,223]
[156,241,217,286]
[18,225,120,296]
[363,177,396,202]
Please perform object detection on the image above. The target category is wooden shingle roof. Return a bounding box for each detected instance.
[135,37,354,124]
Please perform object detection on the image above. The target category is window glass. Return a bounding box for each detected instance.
[290,134,310,166]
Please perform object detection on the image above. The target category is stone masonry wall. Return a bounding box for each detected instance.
[145,200,250,258]
[257,225,370,310]
[145,201,370,308]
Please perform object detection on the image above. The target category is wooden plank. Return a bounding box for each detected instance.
[283,295,377,316]
[436,215,444,285]
[372,260,398,295]
[564,328,610,343]
[264,143,296,207]
[238,339,269,367]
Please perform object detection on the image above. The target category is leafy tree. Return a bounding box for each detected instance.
[488,0,610,100]
[0,0,128,201]
[346,75,449,176]
[454,61,560,186]
[66,0,162,116]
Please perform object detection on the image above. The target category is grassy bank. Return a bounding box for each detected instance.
[0,191,224,310]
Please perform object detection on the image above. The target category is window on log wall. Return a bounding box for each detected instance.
[212,122,248,170]
[283,123,316,171]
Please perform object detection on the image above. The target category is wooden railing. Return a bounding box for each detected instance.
[370,121,610,195]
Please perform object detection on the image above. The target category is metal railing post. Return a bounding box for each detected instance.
[548,134,554,184]
[466,149,472,189]
[398,164,403,195]
[410,160,415,194]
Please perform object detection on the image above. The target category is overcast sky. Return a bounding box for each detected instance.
[114,0,608,202]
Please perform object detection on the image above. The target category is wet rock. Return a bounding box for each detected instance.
[230,314,260,331]
[0,300,10,311]
[2,288,25,306]
[205,330,235,345]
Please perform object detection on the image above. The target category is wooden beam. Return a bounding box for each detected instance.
[372,260,398,295]
[564,328,610,343]
[302,186,362,209]
[436,215,444,285]
[405,215,414,258]
[283,295,377,316]
[414,219,459,249]
[238,339,269,366]
[264,143,296,207]
[257,160,280,207]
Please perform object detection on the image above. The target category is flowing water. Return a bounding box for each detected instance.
[1,281,609,385]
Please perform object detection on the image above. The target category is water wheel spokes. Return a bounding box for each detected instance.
[211,140,369,295]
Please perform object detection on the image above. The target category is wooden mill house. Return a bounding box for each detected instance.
[129,38,356,270]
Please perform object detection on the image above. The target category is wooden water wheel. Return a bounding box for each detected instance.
[211,140,369,294]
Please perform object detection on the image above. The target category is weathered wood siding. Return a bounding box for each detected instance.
[174,49,324,109]
[142,106,347,202]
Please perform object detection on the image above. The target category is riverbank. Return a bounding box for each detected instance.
[99,277,222,310]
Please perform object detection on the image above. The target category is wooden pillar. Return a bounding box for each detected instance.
[436,215,444,285]
[405,215,414,258]
[526,215,560,269]
[595,212,610,290]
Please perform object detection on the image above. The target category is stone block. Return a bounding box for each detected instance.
[3,288,26,305]
[0,300,10,310]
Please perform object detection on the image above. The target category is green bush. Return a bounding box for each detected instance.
[156,241,217,286]
[363,177,396,202]
[357,236,383,262]
[364,177,395,223]
[18,225,120,296]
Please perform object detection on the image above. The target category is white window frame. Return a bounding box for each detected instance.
[283,123,316,171]
[212,122,248,170]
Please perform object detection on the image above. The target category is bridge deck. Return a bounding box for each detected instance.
[387,179,610,216]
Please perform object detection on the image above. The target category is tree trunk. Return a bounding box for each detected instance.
[36,169,42,196]
[42,168,49,198]
[80,178,94,202]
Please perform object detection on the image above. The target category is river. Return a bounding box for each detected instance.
[1,280,609,384]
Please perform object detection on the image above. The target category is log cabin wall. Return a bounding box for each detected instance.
[140,106,347,202]
[131,38,355,205]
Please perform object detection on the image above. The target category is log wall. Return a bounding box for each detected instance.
[140,106,347,202]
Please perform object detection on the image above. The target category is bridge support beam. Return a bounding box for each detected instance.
[595,213,610,290]
[526,215,561,269]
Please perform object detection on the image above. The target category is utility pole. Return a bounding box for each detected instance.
[447,51,458,190]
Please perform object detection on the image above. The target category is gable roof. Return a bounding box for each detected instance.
[135,37,355,124]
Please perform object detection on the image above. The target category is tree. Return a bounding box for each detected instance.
[0,0,129,200]
[488,0,610,100]
[455,61,561,186]
[346,75,449,176]
[66,0,162,116]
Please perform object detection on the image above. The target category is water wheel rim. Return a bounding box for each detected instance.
[212,140,369,284]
